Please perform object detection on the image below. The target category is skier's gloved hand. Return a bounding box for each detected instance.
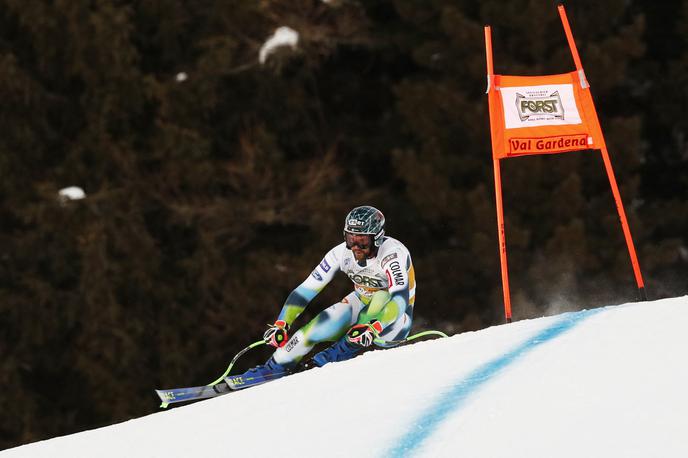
[346,321,383,347]
[264,320,289,348]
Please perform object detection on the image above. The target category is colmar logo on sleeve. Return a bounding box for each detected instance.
[387,260,405,286]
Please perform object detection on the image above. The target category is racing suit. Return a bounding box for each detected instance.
[272,236,416,366]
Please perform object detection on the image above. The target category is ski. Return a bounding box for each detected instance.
[224,370,289,390]
[156,371,290,407]
[156,382,231,407]
[157,340,269,408]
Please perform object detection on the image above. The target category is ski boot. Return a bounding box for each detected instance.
[310,337,363,368]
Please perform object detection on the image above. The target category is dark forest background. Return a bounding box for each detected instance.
[2,0,688,449]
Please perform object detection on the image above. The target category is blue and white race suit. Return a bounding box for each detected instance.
[272,236,416,365]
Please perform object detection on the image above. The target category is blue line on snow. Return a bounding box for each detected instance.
[384,307,605,457]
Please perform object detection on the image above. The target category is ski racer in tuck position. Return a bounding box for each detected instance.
[226,205,416,387]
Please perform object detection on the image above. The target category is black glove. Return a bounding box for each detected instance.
[346,321,382,347]
[264,320,289,348]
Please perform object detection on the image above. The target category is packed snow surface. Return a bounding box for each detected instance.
[3,296,687,457]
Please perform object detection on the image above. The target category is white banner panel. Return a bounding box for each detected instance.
[500,83,582,129]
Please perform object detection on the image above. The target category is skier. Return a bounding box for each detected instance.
[226,205,416,388]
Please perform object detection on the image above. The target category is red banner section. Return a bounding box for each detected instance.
[509,134,591,156]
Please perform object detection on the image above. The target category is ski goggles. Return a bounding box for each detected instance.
[345,232,373,250]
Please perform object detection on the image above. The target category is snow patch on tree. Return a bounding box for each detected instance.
[259,27,298,64]
[58,186,86,202]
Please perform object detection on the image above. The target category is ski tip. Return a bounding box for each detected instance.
[156,388,176,408]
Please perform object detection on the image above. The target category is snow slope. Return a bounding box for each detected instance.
[3,296,687,458]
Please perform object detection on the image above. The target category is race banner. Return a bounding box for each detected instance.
[487,71,605,159]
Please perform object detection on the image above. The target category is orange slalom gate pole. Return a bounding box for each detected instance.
[484,25,494,87]
[558,5,584,71]
[599,146,647,299]
[493,158,513,322]
[559,4,647,300]
[485,25,513,322]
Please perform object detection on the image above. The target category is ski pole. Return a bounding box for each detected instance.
[374,329,448,346]
[207,339,266,386]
